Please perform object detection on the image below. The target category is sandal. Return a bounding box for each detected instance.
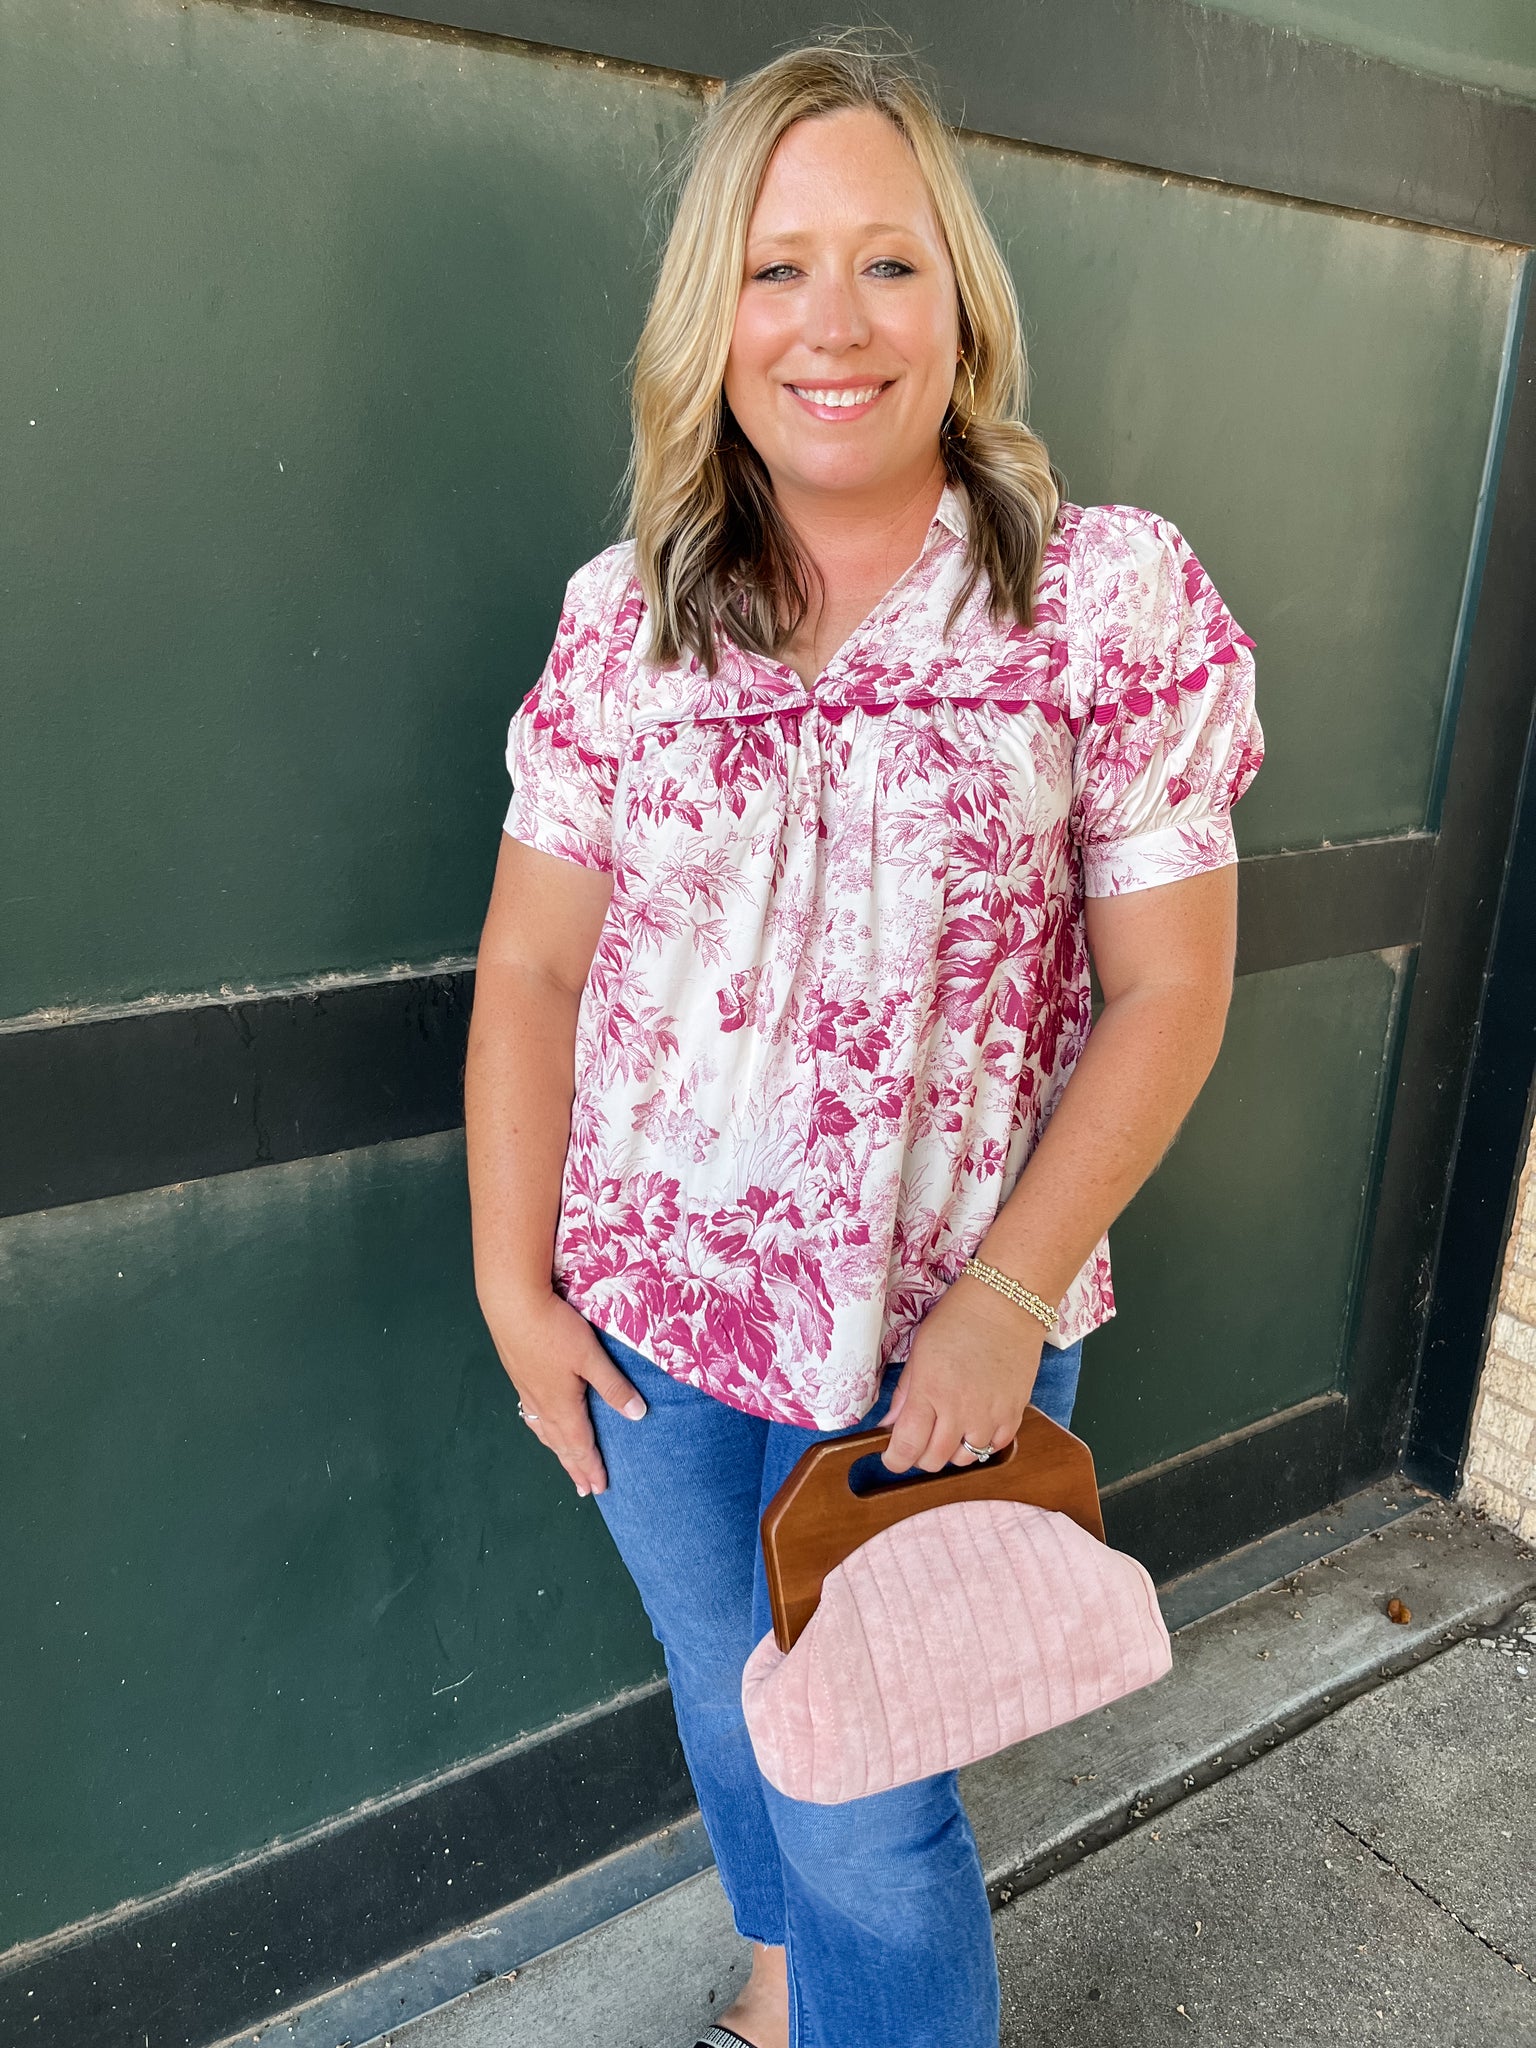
[695,2029,762,2048]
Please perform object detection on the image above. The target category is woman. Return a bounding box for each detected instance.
[465,38,1262,2048]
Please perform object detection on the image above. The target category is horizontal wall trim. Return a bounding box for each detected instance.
[0,839,1432,1218]
[0,1387,1355,2048]
[310,0,1536,246]
[0,968,475,1218]
[1233,834,1434,976]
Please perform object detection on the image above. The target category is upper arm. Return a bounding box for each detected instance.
[1085,864,1236,1011]
[478,830,614,1000]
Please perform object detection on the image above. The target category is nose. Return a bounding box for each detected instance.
[800,262,871,355]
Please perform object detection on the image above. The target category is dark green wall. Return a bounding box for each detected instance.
[1,0,701,1019]
[1198,0,1536,101]
[2,0,700,1953]
[0,1136,662,1950]
[1,0,1525,1961]
[1078,950,1406,1476]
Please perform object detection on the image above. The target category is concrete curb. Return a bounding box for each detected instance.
[971,1491,1536,1903]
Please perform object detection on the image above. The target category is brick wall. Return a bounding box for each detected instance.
[1462,1119,1536,1539]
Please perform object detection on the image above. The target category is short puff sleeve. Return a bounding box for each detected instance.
[1069,506,1263,897]
[503,543,640,873]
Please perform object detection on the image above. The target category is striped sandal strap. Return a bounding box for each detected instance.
[696,2029,762,2048]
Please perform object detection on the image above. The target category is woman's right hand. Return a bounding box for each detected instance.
[480,1287,647,1497]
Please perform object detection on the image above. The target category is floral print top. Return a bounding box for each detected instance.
[503,485,1263,1427]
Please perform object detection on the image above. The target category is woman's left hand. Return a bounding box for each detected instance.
[881,1276,1043,1473]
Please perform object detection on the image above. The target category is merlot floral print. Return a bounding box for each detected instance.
[503,486,1263,1426]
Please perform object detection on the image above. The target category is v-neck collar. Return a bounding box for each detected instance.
[758,480,971,692]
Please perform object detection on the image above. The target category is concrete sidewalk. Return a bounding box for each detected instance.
[994,1600,1536,2044]
[238,1492,1536,2048]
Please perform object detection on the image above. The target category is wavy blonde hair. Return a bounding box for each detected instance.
[625,35,1064,674]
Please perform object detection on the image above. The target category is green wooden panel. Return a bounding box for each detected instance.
[1075,950,1404,1481]
[0,1134,661,1949]
[1196,0,1536,102]
[965,134,1520,857]
[0,0,700,1019]
[3,0,1521,1020]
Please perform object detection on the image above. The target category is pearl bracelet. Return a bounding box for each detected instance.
[959,1255,1057,1332]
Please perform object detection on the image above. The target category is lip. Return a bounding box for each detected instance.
[783,378,894,423]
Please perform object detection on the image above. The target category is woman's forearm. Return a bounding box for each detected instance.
[973,978,1230,1310]
[463,961,582,1311]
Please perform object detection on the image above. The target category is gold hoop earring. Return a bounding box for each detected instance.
[952,354,977,442]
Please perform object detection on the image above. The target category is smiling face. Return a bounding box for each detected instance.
[723,105,962,515]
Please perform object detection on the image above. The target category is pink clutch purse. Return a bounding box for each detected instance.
[741,1411,1172,1804]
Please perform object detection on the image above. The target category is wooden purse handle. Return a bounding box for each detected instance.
[760,1410,1106,1651]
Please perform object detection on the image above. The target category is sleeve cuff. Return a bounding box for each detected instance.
[1082,812,1238,898]
[502,793,613,875]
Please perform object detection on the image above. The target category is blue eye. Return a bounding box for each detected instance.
[753,264,799,283]
[869,259,915,278]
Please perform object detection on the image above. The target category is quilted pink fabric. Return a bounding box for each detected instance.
[741,1498,1172,1804]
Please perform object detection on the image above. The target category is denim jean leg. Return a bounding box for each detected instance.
[582,1326,1089,2037]
[1029,1334,1085,1430]
[583,1329,788,1945]
[751,1362,998,2048]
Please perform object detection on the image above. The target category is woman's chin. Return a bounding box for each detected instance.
[769,447,921,502]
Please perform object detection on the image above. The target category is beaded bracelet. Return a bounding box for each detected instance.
[959,1255,1058,1332]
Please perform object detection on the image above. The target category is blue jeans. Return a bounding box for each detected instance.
[585,1326,1085,2048]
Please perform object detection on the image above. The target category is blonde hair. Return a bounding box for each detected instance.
[625,34,1065,674]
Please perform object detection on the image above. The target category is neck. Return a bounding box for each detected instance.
[772,452,950,590]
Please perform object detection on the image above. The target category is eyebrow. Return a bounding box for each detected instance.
[748,223,924,247]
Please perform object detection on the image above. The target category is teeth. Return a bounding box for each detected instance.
[791,385,883,408]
